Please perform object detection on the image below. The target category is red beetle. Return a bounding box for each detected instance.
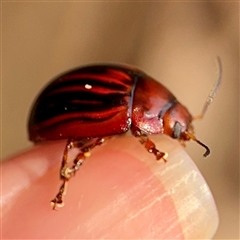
[28,58,222,209]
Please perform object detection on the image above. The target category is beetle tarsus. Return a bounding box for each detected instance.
[152,149,168,162]
[51,180,67,210]
[52,137,105,209]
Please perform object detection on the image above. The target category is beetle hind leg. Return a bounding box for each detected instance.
[131,127,167,162]
[51,138,105,209]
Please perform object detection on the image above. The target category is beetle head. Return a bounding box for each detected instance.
[163,102,210,157]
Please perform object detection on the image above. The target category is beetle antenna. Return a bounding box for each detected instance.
[185,132,210,157]
[195,139,210,157]
[195,56,222,120]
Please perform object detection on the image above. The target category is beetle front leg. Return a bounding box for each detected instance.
[51,138,105,209]
[131,127,167,162]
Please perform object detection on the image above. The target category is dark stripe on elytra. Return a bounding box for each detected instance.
[33,91,129,123]
[43,76,132,95]
[44,80,129,99]
[38,110,121,132]
[38,91,129,107]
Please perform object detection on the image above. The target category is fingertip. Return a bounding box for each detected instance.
[2,136,218,239]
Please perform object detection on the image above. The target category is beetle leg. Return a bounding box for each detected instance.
[139,135,168,162]
[50,180,68,209]
[51,138,105,209]
[131,127,167,162]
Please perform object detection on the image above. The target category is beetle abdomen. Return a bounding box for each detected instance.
[28,65,137,142]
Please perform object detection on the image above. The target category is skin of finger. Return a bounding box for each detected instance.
[1,135,218,239]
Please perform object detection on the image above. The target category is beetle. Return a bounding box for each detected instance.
[28,58,222,209]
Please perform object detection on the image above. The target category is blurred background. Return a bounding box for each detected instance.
[2,2,238,239]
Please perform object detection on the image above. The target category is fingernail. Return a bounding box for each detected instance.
[125,135,219,239]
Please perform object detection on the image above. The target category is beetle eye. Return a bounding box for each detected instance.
[173,122,182,139]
